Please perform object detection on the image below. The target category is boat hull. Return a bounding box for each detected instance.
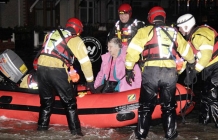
[0,83,195,128]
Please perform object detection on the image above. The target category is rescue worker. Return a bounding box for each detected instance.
[177,13,218,128]
[36,17,96,137]
[107,3,145,47]
[126,6,195,139]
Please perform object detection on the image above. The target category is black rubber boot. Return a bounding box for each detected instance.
[162,109,178,140]
[199,99,211,125]
[71,128,83,135]
[37,125,48,131]
[209,88,218,128]
[128,131,146,140]
[134,112,150,139]
[37,101,53,131]
[133,104,155,139]
[65,102,83,136]
[210,101,218,128]
[200,87,218,127]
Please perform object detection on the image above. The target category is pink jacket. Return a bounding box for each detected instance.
[94,47,141,92]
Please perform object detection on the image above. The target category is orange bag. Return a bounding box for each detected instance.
[176,54,183,71]
[69,66,80,82]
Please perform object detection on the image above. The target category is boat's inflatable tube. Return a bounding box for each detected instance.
[0,84,195,128]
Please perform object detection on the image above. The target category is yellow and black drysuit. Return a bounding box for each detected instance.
[36,29,94,134]
[187,25,218,127]
[107,18,145,47]
[125,23,195,139]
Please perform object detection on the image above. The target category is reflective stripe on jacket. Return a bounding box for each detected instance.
[125,25,195,70]
[40,29,73,67]
[113,18,145,46]
[142,26,178,60]
[38,31,94,82]
[189,25,218,72]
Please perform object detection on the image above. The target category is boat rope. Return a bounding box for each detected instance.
[177,83,194,124]
[177,86,185,123]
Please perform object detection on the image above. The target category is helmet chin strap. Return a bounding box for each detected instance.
[184,34,189,40]
[185,26,196,40]
[184,31,192,40]
[153,20,164,23]
[66,27,76,34]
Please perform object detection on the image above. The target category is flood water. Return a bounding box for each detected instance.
[0,103,218,140]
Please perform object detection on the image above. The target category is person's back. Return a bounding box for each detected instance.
[125,6,195,140]
[139,24,181,67]
[38,30,78,67]
[36,17,96,138]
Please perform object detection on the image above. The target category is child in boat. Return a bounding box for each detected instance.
[94,37,141,93]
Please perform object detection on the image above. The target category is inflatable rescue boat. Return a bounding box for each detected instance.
[0,49,195,128]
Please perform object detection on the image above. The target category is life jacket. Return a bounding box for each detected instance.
[142,26,178,61]
[115,19,141,46]
[188,25,218,61]
[39,29,75,67]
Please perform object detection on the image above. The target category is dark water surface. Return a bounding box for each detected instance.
[1,95,218,140]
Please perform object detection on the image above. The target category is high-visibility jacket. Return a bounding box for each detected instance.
[108,18,145,47]
[188,25,218,72]
[125,25,195,70]
[142,26,178,60]
[38,29,94,82]
[40,29,74,67]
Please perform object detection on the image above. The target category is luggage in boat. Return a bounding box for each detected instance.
[0,49,28,83]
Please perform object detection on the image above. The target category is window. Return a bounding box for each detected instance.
[79,0,94,24]
[34,0,56,27]
[107,1,119,22]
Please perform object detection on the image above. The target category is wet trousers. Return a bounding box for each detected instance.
[200,77,218,127]
[37,66,81,134]
[199,62,218,127]
[134,66,178,139]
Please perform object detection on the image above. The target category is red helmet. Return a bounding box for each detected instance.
[147,6,166,24]
[118,3,132,17]
[65,17,83,35]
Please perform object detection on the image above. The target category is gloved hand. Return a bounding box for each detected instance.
[184,69,198,86]
[86,81,97,94]
[138,60,145,72]
[126,69,135,86]
[186,62,195,71]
